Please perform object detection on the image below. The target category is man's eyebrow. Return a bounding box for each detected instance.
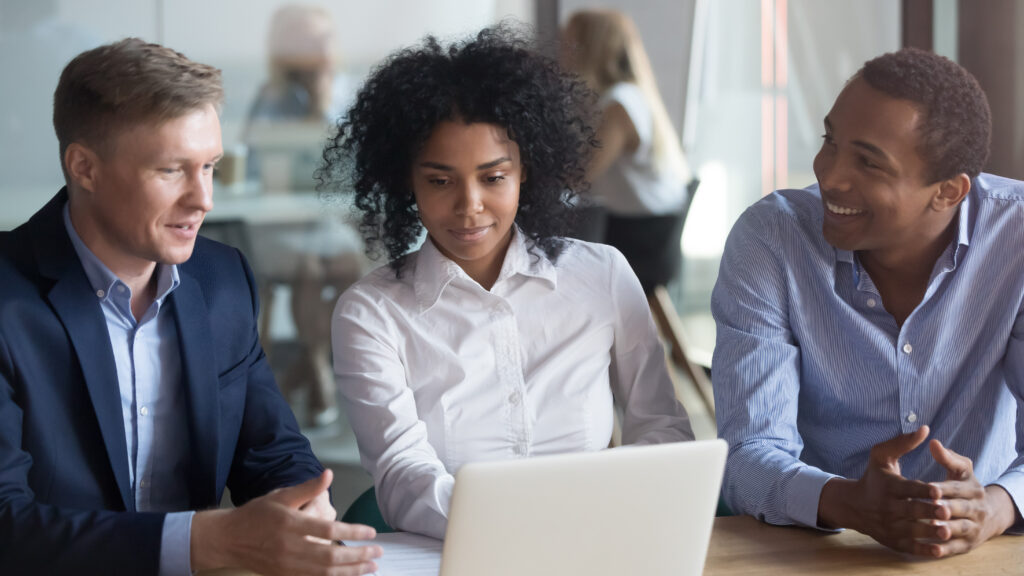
[824,117,894,164]
[852,140,893,163]
[165,154,225,164]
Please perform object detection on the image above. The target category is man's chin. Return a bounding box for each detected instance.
[822,227,858,251]
[159,244,198,266]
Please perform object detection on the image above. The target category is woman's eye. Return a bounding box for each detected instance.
[820,133,835,146]
[486,175,506,183]
[428,177,449,186]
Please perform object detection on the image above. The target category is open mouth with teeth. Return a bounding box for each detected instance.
[825,201,864,216]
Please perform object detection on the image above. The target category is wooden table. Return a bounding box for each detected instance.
[203,515,1022,575]
[704,515,1023,575]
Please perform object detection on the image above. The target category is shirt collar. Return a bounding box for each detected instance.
[62,202,180,309]
[953,185,973,255]
[833,188,974,285]
[412,226,557,313]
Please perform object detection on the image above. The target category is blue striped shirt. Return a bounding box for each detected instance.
[712,173,1024,529]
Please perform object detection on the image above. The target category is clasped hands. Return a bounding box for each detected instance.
[818,425,1018,558]
[191,469,383,576]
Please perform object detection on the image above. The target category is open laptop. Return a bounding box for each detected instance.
[439,439,727,576]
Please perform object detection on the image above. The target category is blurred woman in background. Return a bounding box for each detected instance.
[563,9,696,293]
[248,4,337,124]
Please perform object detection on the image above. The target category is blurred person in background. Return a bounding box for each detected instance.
[562,9,696,293]
[243,4,363,428]
[247,4,338,126]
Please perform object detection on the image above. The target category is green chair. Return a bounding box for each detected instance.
[715,496,734,517]
[341,486,394,533]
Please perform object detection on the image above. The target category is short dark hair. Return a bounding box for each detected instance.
[317,25,596,271]
[859,47,991,183]
[53,38,223,181]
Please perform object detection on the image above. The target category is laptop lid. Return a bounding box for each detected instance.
[440,439,727,576]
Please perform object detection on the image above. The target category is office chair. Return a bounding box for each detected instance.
[342,486,394,533]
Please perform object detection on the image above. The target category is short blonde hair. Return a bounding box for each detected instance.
[565,10,690,181]
[52,38,223,180]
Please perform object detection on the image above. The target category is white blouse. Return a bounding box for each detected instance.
[332,230,693,539]
[590,82,691,216]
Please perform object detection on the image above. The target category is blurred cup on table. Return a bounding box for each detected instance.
[216,144,248,188]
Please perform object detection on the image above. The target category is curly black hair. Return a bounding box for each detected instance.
[317,24,597,271]
[860,47,991,183]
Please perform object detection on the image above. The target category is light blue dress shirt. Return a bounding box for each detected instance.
[712,173,1024,529]
[63,205,194,575]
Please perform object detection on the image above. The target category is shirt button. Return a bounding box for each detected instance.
[902,343,913,354]
[139,405,149,416]
[508,391,521,405]
[907,412,918,423]
[513,444,526,456]
[117,285,126,293]
[139,479,149,488]
[96,289,105,298]
[866,298,877,308]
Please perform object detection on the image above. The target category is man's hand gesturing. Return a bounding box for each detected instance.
[191,469,383,576]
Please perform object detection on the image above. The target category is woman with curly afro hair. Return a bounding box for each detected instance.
[324,25,693,539]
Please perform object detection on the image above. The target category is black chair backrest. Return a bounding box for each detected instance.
[603,177,700,293]
[199,219,254,257]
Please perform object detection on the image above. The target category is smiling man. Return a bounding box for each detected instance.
[713,48,1024,557]
[0,39,380,575]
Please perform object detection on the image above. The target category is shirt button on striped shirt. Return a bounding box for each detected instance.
[867,298,877,308]
[902,343,913,354]
[907,412,918,423]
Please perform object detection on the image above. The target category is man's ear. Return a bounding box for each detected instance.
[65,143,101,194]
[932,173,971,211]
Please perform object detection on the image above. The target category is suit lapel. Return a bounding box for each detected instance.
[34,190,134,511]
[169,272,220,507]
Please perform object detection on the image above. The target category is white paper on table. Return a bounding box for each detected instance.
[345,532,443,576]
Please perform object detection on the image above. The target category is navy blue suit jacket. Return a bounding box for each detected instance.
[0,190,324,574]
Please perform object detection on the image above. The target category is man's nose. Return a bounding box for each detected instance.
[185,168,214,213]
[814,153,851,194]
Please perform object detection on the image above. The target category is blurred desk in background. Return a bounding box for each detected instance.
[0,185,346,230]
